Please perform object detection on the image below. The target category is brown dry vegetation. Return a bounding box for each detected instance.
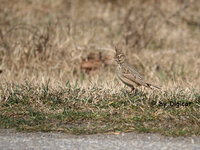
[0,0,200,136]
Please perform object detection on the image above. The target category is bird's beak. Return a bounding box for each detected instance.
[113,56,117,62]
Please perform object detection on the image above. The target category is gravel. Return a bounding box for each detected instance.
[0,129,200,150]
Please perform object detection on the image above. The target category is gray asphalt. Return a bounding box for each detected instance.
[0,129,200,150]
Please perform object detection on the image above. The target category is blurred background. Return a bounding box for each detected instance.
[0,0,199,90]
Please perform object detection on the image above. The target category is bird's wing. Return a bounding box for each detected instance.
[122,64,161,89]
[127,65,144,80]
[122,66,148,87]
[122,73,147,87]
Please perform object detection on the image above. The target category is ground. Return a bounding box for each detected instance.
[0,129,200,150]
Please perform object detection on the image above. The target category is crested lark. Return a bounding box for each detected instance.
[114,47,160,93]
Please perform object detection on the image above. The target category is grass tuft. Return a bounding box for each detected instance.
[0,82,199,136]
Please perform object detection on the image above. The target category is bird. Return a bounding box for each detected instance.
[114,47,160,94]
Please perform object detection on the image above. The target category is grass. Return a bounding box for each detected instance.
[0,0,200,136]
[0,81,199,136]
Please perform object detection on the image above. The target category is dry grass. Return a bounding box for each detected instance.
[0,0,200,136]
[0,81,199,136]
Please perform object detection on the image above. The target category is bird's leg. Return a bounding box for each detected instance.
[131,87,136,95]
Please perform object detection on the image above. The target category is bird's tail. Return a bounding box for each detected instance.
[146,82,161,90]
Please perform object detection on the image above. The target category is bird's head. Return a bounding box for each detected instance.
[114,47,126,64]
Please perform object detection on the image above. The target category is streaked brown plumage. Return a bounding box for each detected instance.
[114,47,160,93]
